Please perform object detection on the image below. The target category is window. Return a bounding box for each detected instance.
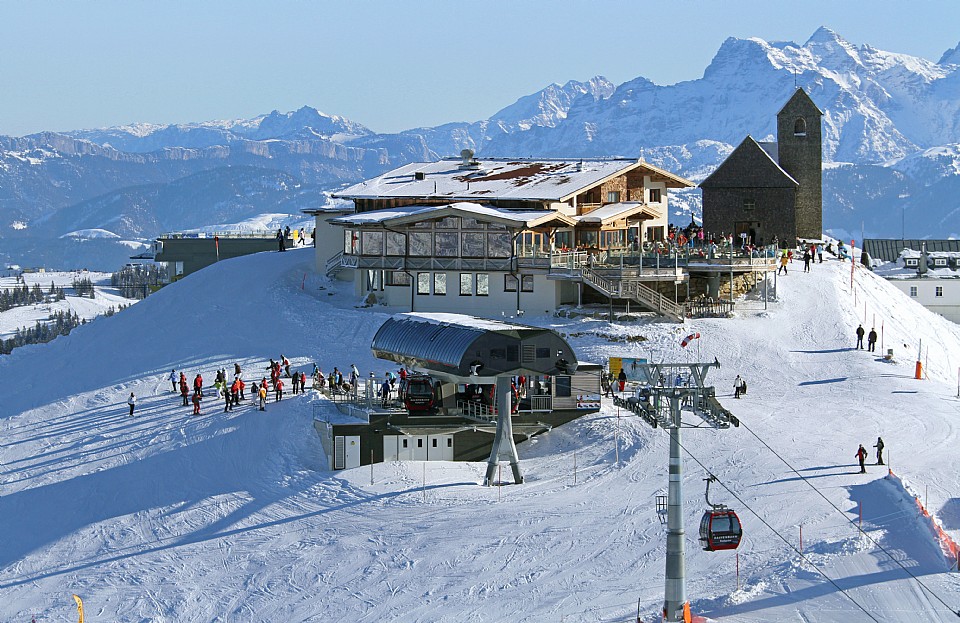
[476,273,489,296]
[385,232,406,256]
[936,286,944,297]
[743,198,755,211]
[577,230,598,247]
[934,258,947,267]
[432,438,438,448]
[434,273,446,295]
[536,347,550,359]
[361,231,383,256]
[386,271,410,286]
[555,376,572,398]
[794,117,807,136]
[417,439,423,448]
[649,188,662,203]
[460,273,473,295]
[409,232,432,256]
[521,275,535,292]
[436,216,460,229]
[461,217,483,229]
[435,232,458,257]
[344,229,359,254]
[447,438,453,448]
[905,258,919,268]
[554,231,573,249]
[606,191,621,203]
[505,274,518,292]
[488,233,511,258]
[402,439,408,448]
[417,273,430,295]
[910,286,918,297]
[461,232,485,257]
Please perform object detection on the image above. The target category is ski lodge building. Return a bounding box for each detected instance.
[306,152,701,319]
[865,239,960,324]
[314,313,602,470]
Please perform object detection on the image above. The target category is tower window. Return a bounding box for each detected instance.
[743,198,755,211]
[794,118,806,136]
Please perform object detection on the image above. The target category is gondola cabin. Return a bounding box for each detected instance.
[403,374,438,414]
[699,509,742,551]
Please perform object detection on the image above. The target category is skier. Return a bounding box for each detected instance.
[292,371,300,394]
[617,369,627,393]
[601,372,611,397]
[855,444,868,473]
[380,376,391,408]
[180,377,189,406]
[803,248,811,272]
[127,392,136,417]
[275,377,284,402]
[277,228,286,252]
[192,391,202,415]
[734,375,743,398]
[867,327,878,352]
[224,383,233,412]
[300,370,307,392]
[778,251,788,275]
[258,383,267,411]
[230,378,240,407]
[817,244,824,263]
[282,355,291,377]
[874,437,885,465]
[169,369,178,392]
[855,324,865,349]
[194,373,204,397]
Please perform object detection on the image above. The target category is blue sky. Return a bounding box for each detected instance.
[1,0,958,137]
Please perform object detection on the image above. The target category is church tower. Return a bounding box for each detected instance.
[776,88,823,240]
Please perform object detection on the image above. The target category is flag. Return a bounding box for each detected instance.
[72,594,84,623]
[680,332,700,348]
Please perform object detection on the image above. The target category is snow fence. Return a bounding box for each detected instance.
[886,469,960,570]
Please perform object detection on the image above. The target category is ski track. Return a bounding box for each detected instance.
[2,248,960,621]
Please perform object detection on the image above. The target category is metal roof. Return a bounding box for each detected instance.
[329,202,576,229]
[863,239,960,263]
[370,313,577,378]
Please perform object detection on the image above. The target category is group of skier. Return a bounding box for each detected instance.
[165,356,313,416]
[276,225,314,252]
[854,324,879,352]
[855,437,885,473]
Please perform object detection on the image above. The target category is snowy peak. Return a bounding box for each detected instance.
[939,41,960,65]
[803,25,860,64]
[490,77,614,130]
[252,106,372,141]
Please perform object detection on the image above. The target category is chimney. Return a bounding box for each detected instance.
[414,171,426,181]
[458,148,480,170]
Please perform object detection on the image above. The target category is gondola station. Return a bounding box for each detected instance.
[314,313,602,471]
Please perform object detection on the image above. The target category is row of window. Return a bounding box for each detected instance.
[603,189,661,203]
[905,258,955,268]
[909,286,945,297]
[393,272,535,296]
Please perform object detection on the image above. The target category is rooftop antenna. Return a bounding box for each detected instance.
[794,68,798,88]
[639,148,645,163]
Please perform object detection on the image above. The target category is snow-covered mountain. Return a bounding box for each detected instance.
[3,246,960,621]
[3,27,960,271]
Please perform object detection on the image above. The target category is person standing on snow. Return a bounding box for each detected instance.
[803,248,812,272]
[292,371,300,395]
[277,228,286,252]
[275,377,284,402]
[258,383,267,411]
[778,251,788,275]
[192,391,202,415]
[350,364,361,397]
[855,444,868,473]
[180,377,189,406]
[867,327,878,352]
[194,373,204,397]
[874,437,885,465]
[224,383,233,412]
[617,369,627,393]
[855,324,865,349]
[127,392,136,417]
[380,376,391,408]
[169,369,178,392]
[734,375,743,398]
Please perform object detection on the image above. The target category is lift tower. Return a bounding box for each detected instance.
[614,360,739,622]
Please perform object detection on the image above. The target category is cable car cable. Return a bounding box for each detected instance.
[736,417,960,618]
[671,434,883,623]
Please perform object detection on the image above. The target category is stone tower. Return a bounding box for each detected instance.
[776,89,823,240]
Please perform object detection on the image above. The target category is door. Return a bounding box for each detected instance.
[383,436,399,462]
[411,436,428,461]
[344,436,361,469]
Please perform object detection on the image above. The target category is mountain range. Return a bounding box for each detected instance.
[2,26,959,270]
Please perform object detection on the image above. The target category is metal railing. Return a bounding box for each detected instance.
[578,266,684,321]
[325,251,345,277]
[458,400,498,422]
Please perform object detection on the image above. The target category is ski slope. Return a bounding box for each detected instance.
[2,246,960,622]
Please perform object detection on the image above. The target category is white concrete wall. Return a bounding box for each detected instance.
[359,270,564,316]
[312,212,353,274]
[889,279,960,324]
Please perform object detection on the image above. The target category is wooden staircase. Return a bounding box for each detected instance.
[578,267,685,321]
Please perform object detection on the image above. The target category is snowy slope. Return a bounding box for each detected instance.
[2,247,960,621]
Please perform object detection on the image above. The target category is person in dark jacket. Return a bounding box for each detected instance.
[855,325,865,349]
[874,437,885,465]
[180,378,189,406]
[617,369,627,393]
[867,328,878,352]
[277,228,286,252]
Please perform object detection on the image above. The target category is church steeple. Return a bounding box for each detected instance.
[777,88,822,240]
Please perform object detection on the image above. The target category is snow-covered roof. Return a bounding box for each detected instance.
[574,202,659,225]
[329,202,576,228]
[333,157,693,203]
[872,248,960,279]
